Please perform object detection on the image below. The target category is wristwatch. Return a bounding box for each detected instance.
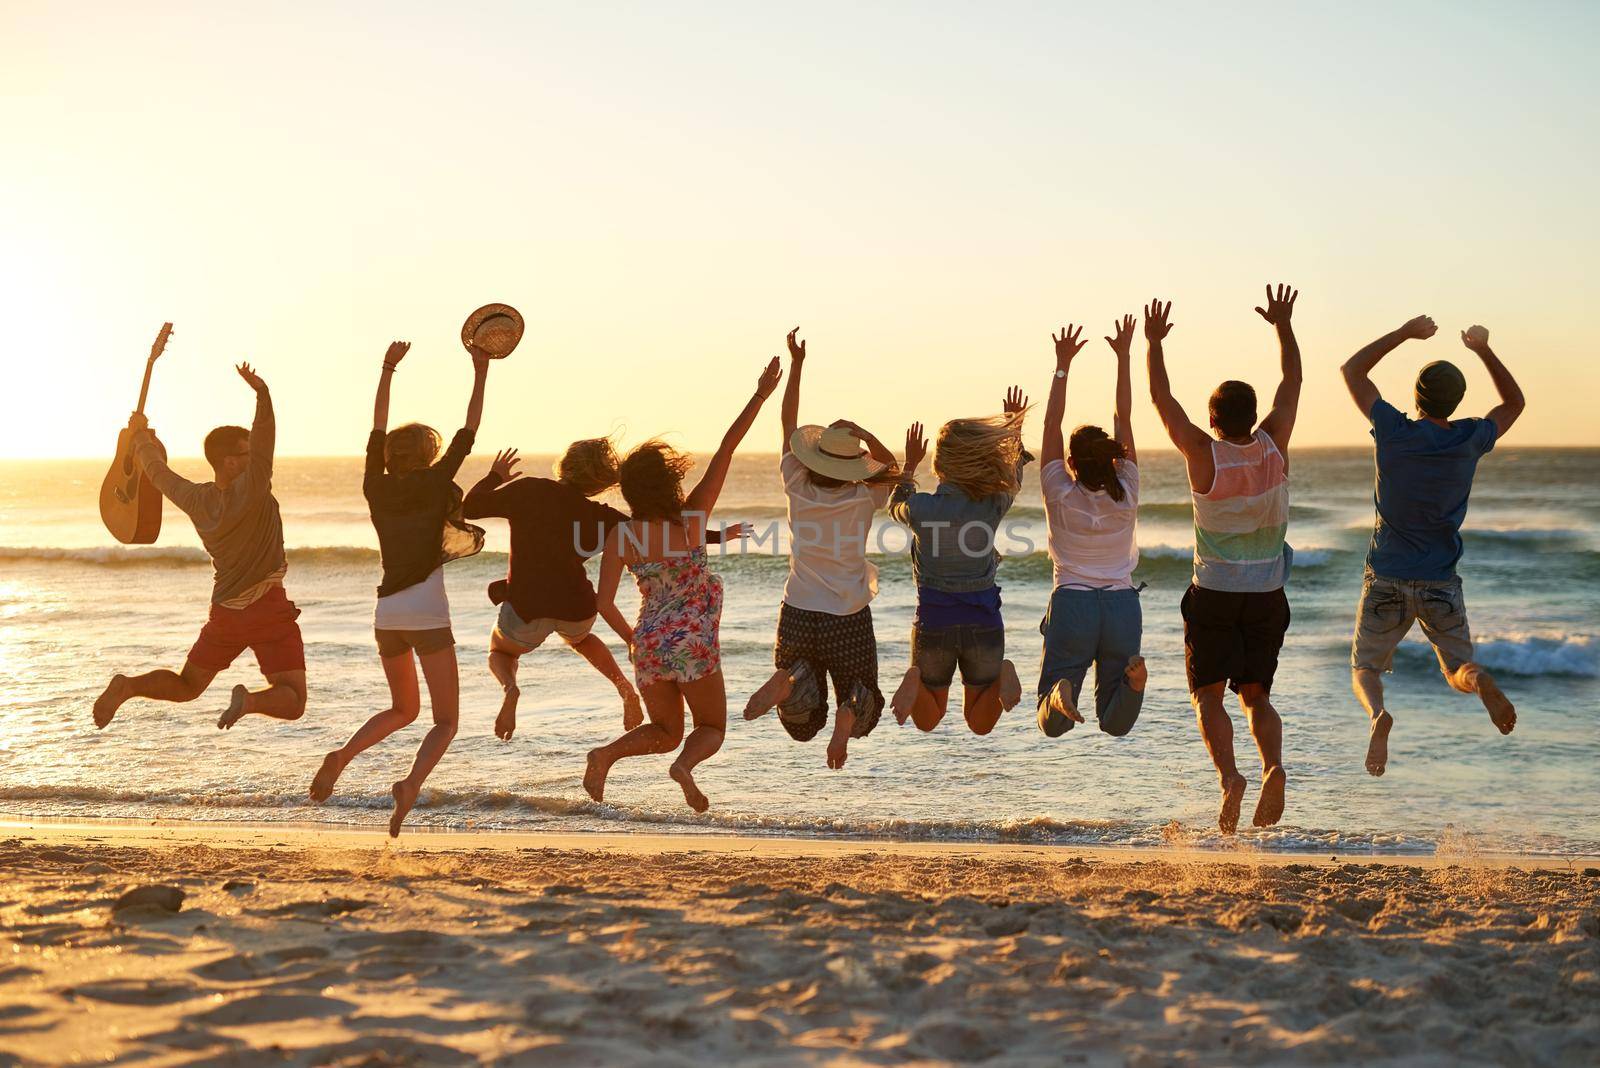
[1054,368,1067,379]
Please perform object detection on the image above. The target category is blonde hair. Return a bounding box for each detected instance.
[384,422,442,475]
[932,410,1027,500]
[557,437,621,497]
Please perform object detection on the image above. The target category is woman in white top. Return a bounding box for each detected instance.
[1036,316,1147,737]
[742,327,902,770]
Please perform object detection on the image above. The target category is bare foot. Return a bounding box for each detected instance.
[1218,773,1247,835]
[217,685,249,730]
[309,751,346,803]
[826,707,855,770]
[998,660,1023,711]
[494,685,518,742]
[1125,656,1148,692]
[669,761,709,813]
[1476,671,1516,735]
[890,667,921,726]
[743,668,793,721]
[1037,678,1083,738]
[93,674,130,729]
[1365,711,1393,777]
[389,779,419,838]
[1253,765,1286,827]
[582,749,610,803]
[617,681,644,732]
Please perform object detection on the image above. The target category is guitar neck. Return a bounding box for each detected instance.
[134,358,157,416]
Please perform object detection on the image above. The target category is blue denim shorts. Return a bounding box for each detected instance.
[911,623,1005,689]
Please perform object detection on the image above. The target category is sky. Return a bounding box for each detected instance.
[2,1,1596,458]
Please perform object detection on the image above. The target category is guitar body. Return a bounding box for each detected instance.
[100,322,173,545]
[100,425,163,544]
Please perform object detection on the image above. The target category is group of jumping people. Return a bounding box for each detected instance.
[91,283,1526,836]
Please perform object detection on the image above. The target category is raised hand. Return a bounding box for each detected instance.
[1003,385,1029,414]
[490,448,521,480]
[721,521,753,540]
[786,326,806,361]
[235,362,267,393]
[1401,315,1439,341]
[830,418,864,438]
[1105,314,1137,359]
[383,341,410,368]
[1254,283,1299,326]
[904,422,928,469]
[126,411,149,432]
[756,356,783,398]
[1052,324,1087,365]
[1460,324,1491,354]
[1143,298,1174,341]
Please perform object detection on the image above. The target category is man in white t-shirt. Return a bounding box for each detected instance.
[743,328,902,769]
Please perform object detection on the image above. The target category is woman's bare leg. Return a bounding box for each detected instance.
[565,632,643,730]
[672,671,728,812]
[584,682,685,803]
[962,660,1022,735]
[390,646,461,837]
[893,667,950,732]
[310,653,419,802]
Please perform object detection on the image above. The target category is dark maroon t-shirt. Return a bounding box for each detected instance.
[462,473,628,623]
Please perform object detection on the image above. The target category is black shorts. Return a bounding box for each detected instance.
[375,626,455,659]
[1180,585,1290,694]
[773,603,883,741]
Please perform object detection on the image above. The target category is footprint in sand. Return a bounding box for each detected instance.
[195,993,356,1027]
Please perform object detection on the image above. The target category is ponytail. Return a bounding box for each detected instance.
[1068,425,1126,502]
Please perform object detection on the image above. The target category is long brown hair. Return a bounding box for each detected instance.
[1068,425,1127,502]
[932,410,1027,500]
[618,439,694,520]
[557,436,621,497]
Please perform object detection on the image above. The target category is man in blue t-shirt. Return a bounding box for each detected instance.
[1340,316,1526,777]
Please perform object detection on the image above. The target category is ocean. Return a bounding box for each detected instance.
[0,449,1595,856]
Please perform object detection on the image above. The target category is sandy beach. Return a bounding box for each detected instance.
[0,823,1595,1066]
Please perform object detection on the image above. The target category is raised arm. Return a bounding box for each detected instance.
[1108,313,1138,464]
[373,341,409,432]
[1144,298,1209,457]
[780,327,805,453]
[1341,316,1436,419]
[829,419,898,470]
[1254,283,1302,450]
[462,449,521,519]
[461,347,491,434]
[235,362,275,485]
[685,357,782,516]
[1461,325,1525,438]
[888,422,926,525]
[1042,323,1087,467]
[595,526,634,649]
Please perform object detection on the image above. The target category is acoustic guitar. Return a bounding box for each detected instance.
[99,323,173,544]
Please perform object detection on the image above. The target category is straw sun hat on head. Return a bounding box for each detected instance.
[789,424,889,482]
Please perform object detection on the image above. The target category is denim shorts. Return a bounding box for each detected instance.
[1352,571,1473,674]
[911,623,1005,689]
[493,603,595,650]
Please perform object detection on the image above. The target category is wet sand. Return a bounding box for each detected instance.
[1,822,1597,1066]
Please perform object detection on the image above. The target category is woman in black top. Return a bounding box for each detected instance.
[310,340,490,836]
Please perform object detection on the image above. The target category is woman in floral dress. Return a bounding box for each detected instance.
[585,357,782,812]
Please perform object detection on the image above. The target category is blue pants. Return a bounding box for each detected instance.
[1036,586,1144,737]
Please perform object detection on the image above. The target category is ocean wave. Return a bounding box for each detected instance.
[0,544,508,569]
[1470,634,1598,678]
[1464,526,1590,545]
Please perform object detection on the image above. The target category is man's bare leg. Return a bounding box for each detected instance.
[1194,682,1247,834]
[312,653,420,803]
[826,705,855,770]
[487,633,530,742]
[1238,683,1285,828]
[585,683,685,803]
[93,661,218,729]
[1448,662,1516,735]
[743,667,794,721]
[1352,668,1393,776]
[218,669,307,730]
[565,632,643,730]
[390,648,460,837]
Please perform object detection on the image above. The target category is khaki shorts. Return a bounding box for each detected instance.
[494,603,596,650]
[1351,571,1473,675]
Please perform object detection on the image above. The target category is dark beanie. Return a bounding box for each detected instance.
[1415,360,1467,418]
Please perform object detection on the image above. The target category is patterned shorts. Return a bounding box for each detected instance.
[772,603,883,741]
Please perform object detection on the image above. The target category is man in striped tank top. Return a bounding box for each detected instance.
[1146,286,1301,835]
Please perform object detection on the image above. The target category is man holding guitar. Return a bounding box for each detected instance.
[93,362,307,731]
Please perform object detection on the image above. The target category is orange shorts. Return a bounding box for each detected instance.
[187,585,306,676]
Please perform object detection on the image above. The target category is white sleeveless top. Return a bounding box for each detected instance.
[1041,459,1140,589]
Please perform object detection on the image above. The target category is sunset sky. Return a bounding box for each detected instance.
[2,1,1595,458]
